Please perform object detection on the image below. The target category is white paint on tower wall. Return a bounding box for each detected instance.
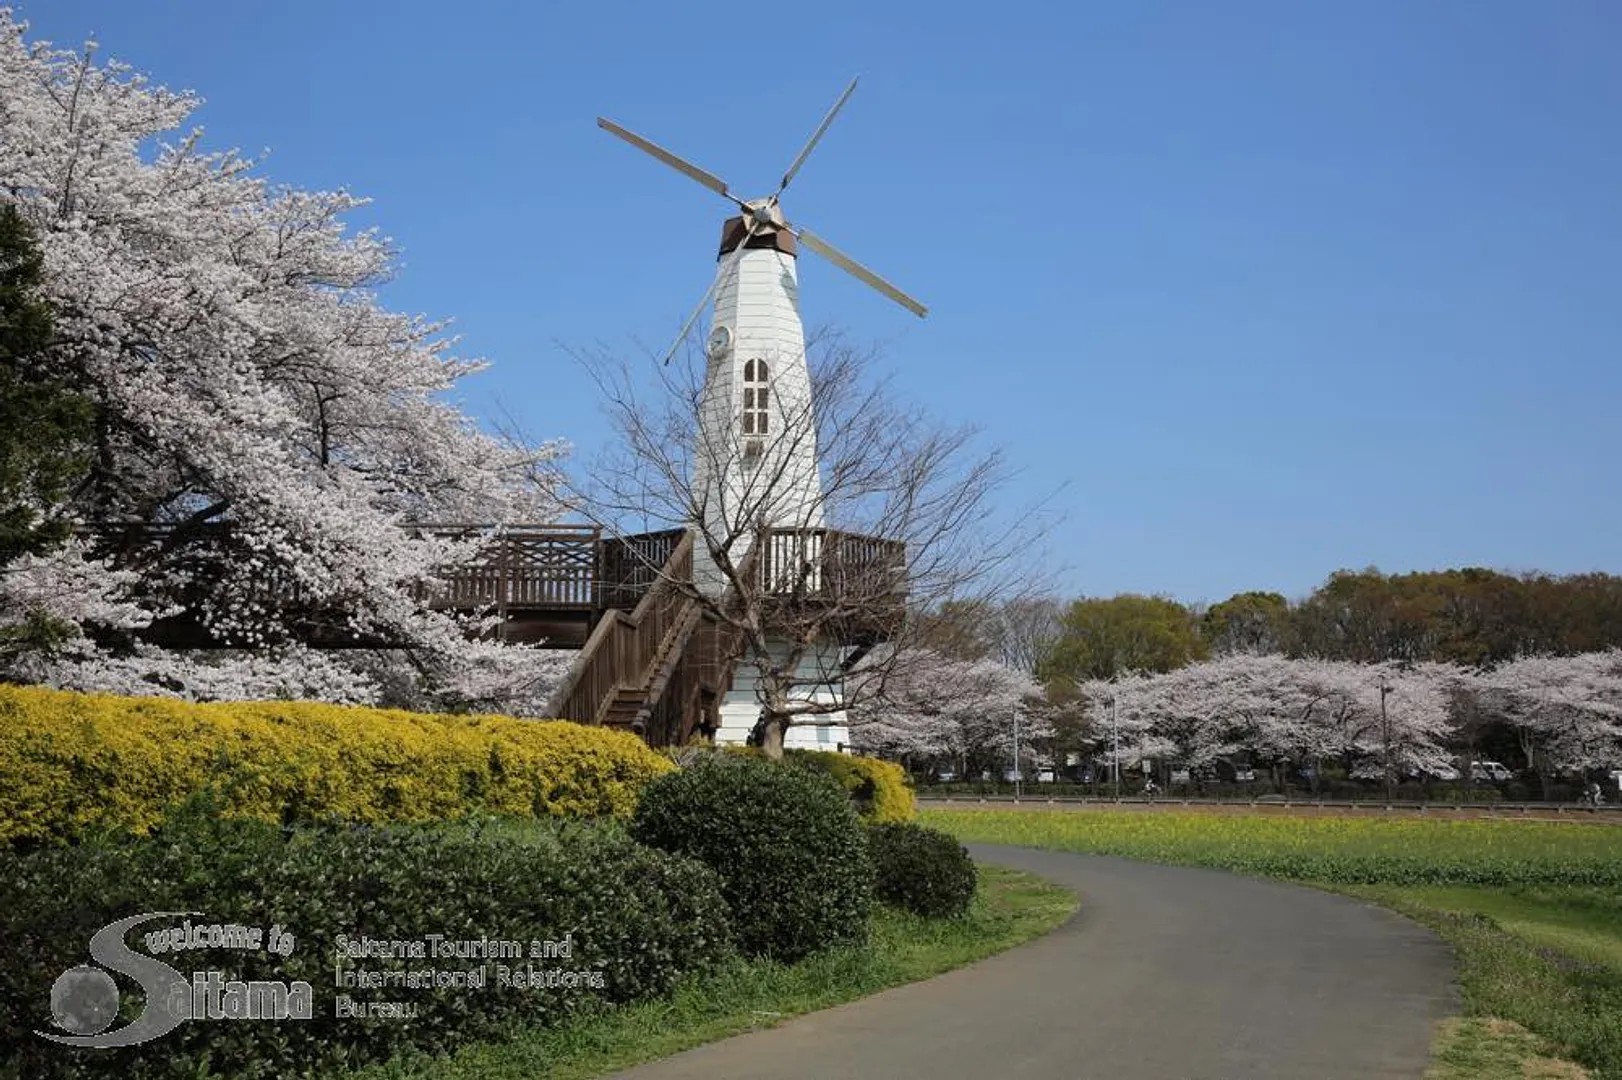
[712,639,854,752]
[692,244,825,599]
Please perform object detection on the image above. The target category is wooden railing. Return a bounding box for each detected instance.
[418,524,599,611]
[78,521,904,619]
[635,606,706,746]
[757,528,907,600]
[548,531,696,727]
[638,538,764,746]
[78,521,603,613]
[598,529,686,611]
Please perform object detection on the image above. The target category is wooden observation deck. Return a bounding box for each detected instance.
[83,522,905,747]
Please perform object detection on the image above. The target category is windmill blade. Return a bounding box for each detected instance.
[794,226,928,318]
[776,77,859,197]
[661,219,760,365]
[597,117,742,205]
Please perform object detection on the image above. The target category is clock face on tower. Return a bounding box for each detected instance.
[706,325,732,360]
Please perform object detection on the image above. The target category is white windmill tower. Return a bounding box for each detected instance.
[597,78,926,750]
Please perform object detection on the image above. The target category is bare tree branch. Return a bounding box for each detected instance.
[562,325,1060,757]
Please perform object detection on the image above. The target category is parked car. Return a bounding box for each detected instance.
[1409,764,1461,782]
[1211,758,1258,783]
[935,769,957,782]
[1036,768,1056,783]
[1471,760,1514,783]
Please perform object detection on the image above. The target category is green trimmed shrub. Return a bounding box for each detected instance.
[0,797,733,1079]
[707,745,916,823]
[631,754,872,961]
[868,822,978,918]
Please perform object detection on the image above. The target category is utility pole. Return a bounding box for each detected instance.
[1380,677,1393,804]
[1111,694,1120,801]
[1012,706,1022,800]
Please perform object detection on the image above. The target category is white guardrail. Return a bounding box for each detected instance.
[918,795,1622,814]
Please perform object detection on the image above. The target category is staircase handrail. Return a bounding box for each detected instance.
[546,530,695,725]
[637,529,767,744]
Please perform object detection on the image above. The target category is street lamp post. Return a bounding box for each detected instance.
[1380,677,1393,804]
[1111,694,1120,801]
[1012,707,1022,800]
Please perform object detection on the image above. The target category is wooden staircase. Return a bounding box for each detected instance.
[546,531,758,745]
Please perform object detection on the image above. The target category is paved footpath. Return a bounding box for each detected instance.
[607,844,1459,1080]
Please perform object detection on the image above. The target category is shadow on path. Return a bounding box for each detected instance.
[607,844,1459,1079]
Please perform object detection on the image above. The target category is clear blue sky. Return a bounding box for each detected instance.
[18,1,1621,607]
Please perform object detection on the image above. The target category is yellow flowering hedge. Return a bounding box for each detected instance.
[0,684,675,846]
[786,749,915,824]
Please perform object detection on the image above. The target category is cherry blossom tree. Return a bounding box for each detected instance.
[1475,650,1622,788]
[848,646,1045,776]
[1067,656,1460,790]
[0,14,571,708]
[1068,670,1177,781]
[845,650,962,762]
[1339,660,1459,785]
[0,535,153,659]
[861,643,1621,796]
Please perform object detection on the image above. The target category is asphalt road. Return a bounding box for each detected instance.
[606,844,1459,1080]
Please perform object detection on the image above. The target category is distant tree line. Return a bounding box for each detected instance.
[1038,568,1622,689]
[865,568,1622,794]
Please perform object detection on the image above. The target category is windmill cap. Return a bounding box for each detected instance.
[719,216,798,259]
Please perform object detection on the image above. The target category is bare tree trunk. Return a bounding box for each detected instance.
[752,687,792,761]
[1518,729,1537,773]
[753,713,787,760]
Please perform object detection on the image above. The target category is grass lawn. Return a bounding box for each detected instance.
[1352,884,1622,1080]
[922,807,1622,1080]
[336,864,1077,1080]
[1426,1018,1592,1080]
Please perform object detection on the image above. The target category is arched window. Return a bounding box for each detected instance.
[742,358,769,436]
